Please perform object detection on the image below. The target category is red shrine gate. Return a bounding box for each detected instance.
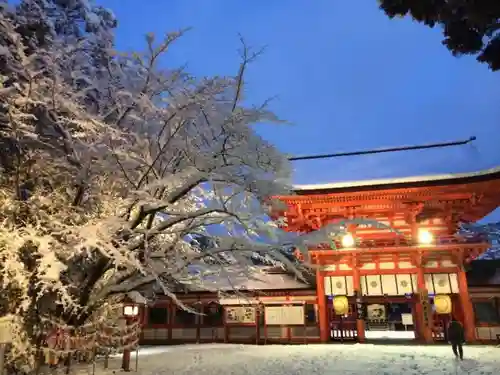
[275,168,500,343]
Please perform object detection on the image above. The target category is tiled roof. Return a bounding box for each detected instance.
[182,269,311,292]
[293,166,500,192]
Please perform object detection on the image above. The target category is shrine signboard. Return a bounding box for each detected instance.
[401,313,413,326]
[264,306,304,325]
[225,307,256,324]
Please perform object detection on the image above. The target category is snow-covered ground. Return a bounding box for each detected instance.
[96,343,499,375]
[364,330,415,339]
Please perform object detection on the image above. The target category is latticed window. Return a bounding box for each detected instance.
[147,307,169,325]
[174,306,197,325]
[203,302,223,326]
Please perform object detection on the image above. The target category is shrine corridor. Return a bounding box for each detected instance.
[100,344,498,375]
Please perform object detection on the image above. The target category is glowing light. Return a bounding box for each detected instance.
[418,229,434,245]
[123,305,139,317]
[341,233,355,248]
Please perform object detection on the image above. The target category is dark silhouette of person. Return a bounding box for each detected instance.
[447,318,465,360]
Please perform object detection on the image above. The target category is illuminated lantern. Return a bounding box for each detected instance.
[341,234,355,248]
[333,295,349,315]
[434,294,452,314]
[418,229,434,245]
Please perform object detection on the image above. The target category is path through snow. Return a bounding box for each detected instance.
[103,343,500,375]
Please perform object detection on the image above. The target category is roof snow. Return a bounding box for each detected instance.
[183,267,310,293]
[292,165,500,191]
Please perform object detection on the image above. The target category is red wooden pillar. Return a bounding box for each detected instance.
[255,302,261,345]
[416,267,433,343]
[316,259,329,343]
[410,210,433,344]
[285,294,292,342]
[139,305,146,326]
[139,305,146,343]
[223,308,229,343]
[352,262,365,342]
[414,273,423,340]
[458,268,476,342]
[196,298,201,343]
[121,317,133,371]
[412,296,421,340]
[168,302,173,341]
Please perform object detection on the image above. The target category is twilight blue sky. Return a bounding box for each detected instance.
[97,0,500,221]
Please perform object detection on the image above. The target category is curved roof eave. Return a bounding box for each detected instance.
[292,166,500,194]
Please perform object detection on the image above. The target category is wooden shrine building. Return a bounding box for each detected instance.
[139,167,500,345]
[276,166,500,344]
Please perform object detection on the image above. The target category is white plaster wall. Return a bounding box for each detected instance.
[440,259,456,267]
[398,262,415,269]
[379,262,395,269]
[424,260,439,268]
[361,263,376,270]
[338,264,352,270]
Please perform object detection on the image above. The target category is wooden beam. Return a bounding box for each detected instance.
[310,243,489,257]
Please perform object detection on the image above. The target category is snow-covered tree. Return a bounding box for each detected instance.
[0,1,370,371]
[0,1,337,370]
[460,222,500,260]
[13,0,116,48]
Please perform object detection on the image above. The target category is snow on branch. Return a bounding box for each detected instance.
[0,2,313,370]
[0,3,386,371]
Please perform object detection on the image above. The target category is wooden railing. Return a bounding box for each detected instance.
[330,320,358,342]
[366,319,390,331]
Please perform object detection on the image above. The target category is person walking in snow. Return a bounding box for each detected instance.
[447,318,465,360]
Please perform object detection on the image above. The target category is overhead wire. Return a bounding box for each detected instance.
[288,136,476,161]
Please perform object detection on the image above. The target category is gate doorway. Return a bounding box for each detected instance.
[327,297,358,342]
[431,312,450,342]
[364,299,417,342]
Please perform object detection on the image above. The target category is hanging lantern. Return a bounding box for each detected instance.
[333,295,349,315]
[434,294,452,314]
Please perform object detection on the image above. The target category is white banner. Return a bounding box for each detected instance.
[265,306,304,325]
